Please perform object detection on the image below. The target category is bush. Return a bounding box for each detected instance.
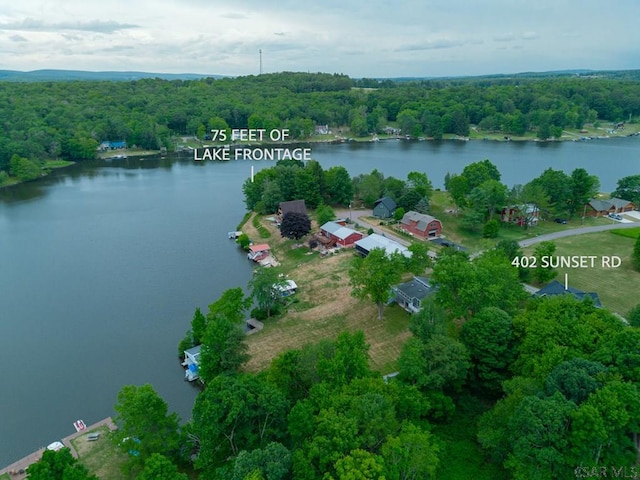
[483,219,500,238]
[236,233,251,250]
[367,228,374,235]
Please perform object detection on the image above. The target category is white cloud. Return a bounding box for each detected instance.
[0,0,638,77]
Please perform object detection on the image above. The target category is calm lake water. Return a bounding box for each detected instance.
[0,137,639,465]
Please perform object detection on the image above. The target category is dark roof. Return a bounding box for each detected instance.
[588,197,634,212]
[279,199,307,216]
[533,280,602,307]
[374,197,397,211]
[394,276,435,300]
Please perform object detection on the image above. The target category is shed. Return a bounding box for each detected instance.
[320,221,364,246]
[355,233,411,258]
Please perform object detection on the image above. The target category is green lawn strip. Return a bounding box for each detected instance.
[236,212,252,230]
[252,214,271,239]
[44,159,75,169]
[72,427,131,480]
[433,395,509,480]
[523,232,639,316]
[1,473,11,480]
[611,227,640,239]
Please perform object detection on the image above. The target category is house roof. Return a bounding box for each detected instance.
[588,197,634,212]
[321,221,362,240]
[279,199,307,216]
[394,276,435,300]
[249,244,270,253]
[373,197,397,211]
[274,279,298,292]
[185,345,201,357]
[355,233,411,258]
[401,211,440,231]
[533,280,602,307]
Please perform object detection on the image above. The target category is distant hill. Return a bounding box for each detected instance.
[0,69,227,82]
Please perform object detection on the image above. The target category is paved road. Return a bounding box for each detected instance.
[518,221,639,247]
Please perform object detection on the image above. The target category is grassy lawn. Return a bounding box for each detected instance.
[72,426,130,480]
[44,159,75,169]
[523,231,640,316]
[0,473,11,480]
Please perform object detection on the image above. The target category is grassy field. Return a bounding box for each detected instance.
[523,230,640,316]
[0,473,10,480]
[242,214,412,374]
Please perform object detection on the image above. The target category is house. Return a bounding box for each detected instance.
[183,345,201,382]
[583,198,635,217]
[533,280,602,307]
[320,221,364,246]
[248,244,270,261]
[400,211,443,238]
[355,233,411,258]
[278,199,308,220]
[98,140,127,151]
[392,276,436,313]
[373,197,397,219]
[501,204,540,226]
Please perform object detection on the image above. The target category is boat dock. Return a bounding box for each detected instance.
[0,417,117,479]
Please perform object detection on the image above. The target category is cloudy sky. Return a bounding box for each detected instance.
[1,0,638,78]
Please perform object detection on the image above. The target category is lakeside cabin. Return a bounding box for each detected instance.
[182,345,201,382]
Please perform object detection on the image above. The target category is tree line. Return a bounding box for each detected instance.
[3,71,640,181]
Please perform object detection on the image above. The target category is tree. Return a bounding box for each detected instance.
[406,171,433,199]
[199,288,251,382]
[349,248,404,319]
[568,168,600,218]
[529,168,571,215]
[316,203,336,227]
[113,384,181,463]
[460,307,515,393]
[461,159,501,191]
[483,219,499,238]
[397,189,423,212]
[231,442,292,480]
[193,374,288,473]
[405,241,431,275]
[325,166,354,206]
[138,454,188,480]
[504,393,576,479]
[26,448,97,480]
[533,240,557,284]
[393,206,405,222]
[612,174,640,206]
[382,422,439,480]
[280,211,311,240]
[544,358,606,404]
[333,449,386,480]
[627,303,640,327]
[382,176,407,202]
[633,235,640,272]
[249,267,288,319]
[9,154,41,181]
[191,307,207,345]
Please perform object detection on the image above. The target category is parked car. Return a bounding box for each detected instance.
[554,218,567,224]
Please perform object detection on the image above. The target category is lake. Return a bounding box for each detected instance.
[0,137,639,465]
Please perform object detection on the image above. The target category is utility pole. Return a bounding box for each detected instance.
[259,49,262,75]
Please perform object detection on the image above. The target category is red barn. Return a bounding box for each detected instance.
[320,221,363,246]
[400,211,442,238]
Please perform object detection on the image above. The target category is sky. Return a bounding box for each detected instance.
[1,0,639,78]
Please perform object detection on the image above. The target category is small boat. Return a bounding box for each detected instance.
[73,419,86,432]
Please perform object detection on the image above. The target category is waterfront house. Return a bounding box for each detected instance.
[274,279,298,297]
[392,276,435,313]
[373,197,396,219]
[400,211,443,238]
[320,221,364,246]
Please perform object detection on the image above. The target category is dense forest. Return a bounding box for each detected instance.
[2,71,640,182]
